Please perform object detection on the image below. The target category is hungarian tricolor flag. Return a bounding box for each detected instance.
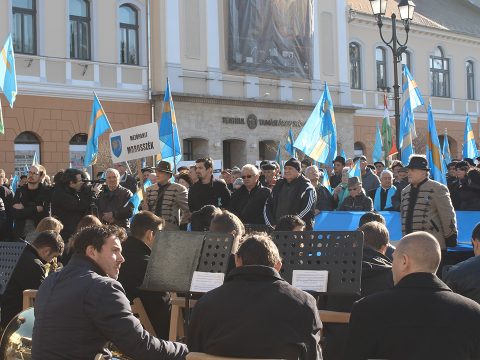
[381,94,398,159]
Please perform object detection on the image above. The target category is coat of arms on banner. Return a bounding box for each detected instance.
[111,136,122,158]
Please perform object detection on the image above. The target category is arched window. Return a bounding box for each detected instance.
[466,60,475,100]
[12,0,36,54]
[14,131,40,175]
[119,4,139,65]
[69,0,91,60]
[69,133,88,170]
[349,42,362,89]
[376,47,387,91]
[430,47,450,97]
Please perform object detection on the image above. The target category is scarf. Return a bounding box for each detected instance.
[373,185,396,211]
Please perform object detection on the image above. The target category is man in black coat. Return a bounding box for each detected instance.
[0,182,14,240]
[228,164,270,224]
[358,222,393,297]
[188,157,231,212]
[344,231,480,360]
[264,158,317,229]
[117,211,171,339]
[51,168,92,242]
[444,222,480,304]
[1,231,64,328]
[32,225,187,360]
[12,165,51,239]
[114,162,138,194]
[96,168,134,228]
[188,233,322,359]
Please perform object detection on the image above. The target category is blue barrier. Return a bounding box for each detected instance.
[314,211,480,252]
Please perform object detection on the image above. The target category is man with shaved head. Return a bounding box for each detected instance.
[344,231,480,360]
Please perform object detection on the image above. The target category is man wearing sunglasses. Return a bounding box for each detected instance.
[12,165,51,239]
[228,164,271,224]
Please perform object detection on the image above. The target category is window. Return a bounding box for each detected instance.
[467,61,475,100]
[349,42,362,89]
[376,47,387,91]
[430,47,450,97]
[401,51,411,72]
[69,0,91,60]
[69,133,91,174]
[183,139,193,161]
[14,131,40,176]
[119,4,139,65]
[354,141,365,156]
[12,0,36,54]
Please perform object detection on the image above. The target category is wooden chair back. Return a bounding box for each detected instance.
[131,297,157,337]
[22,289,38,310]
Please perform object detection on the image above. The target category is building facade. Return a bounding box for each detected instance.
[0,0,479,175]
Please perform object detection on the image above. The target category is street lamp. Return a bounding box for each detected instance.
[369,0,415,160]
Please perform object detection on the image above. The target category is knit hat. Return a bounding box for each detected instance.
[284,158,301,172]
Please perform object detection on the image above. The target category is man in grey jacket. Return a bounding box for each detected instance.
[32,225,188,360]
[354,155,380,193]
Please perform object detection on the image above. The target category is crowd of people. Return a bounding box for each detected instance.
[0,152,480,359]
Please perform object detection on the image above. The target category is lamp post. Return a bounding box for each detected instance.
[369,0,415,160]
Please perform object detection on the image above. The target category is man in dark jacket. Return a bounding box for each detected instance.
[355,155,380,193]
[304,166,334,213]
[264,158,317,229]
[114,162,138,194]
[97,168,134,228]
[358,222,393,297]
[12,165,51,239]
[188,157,231,212]
[32,225,187,360]
[188,233,322,359]
[0,182,14,240]
[444,222,480,304]
[338,177,373,212]
[228,164,270,224]
[344,231,480,360]
[51,168,92,241]
[118,211,171,339]
[330,156,345,189]
[1,231,64,328]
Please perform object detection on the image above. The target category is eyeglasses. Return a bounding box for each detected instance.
[28,171,39,176]
[348,187,359,191]
[242,175,253,179]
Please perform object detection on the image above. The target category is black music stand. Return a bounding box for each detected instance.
[141,231,233,340]
[272,231,364,295]
[0,242,27,295]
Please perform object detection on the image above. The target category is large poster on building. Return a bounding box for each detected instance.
[228,0,313,79]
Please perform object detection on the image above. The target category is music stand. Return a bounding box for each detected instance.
[272,231,364,294]
[0,242,27,295]
[142,231,233,341]
[142,231,233,292]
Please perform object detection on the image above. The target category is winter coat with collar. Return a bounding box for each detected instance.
[344,273,480,360]
[32,254,188,360]
[188,265,322,360]
[228,182,271,224]
[338,191,373,212]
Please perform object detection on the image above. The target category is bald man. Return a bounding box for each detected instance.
[344,231,480,360]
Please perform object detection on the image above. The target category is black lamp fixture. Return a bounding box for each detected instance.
[369,0,416,160]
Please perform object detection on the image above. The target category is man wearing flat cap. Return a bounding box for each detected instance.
[260,162,278,189]
[264,158,317,229]
[400,155,457,250]
[143,161,190,230]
